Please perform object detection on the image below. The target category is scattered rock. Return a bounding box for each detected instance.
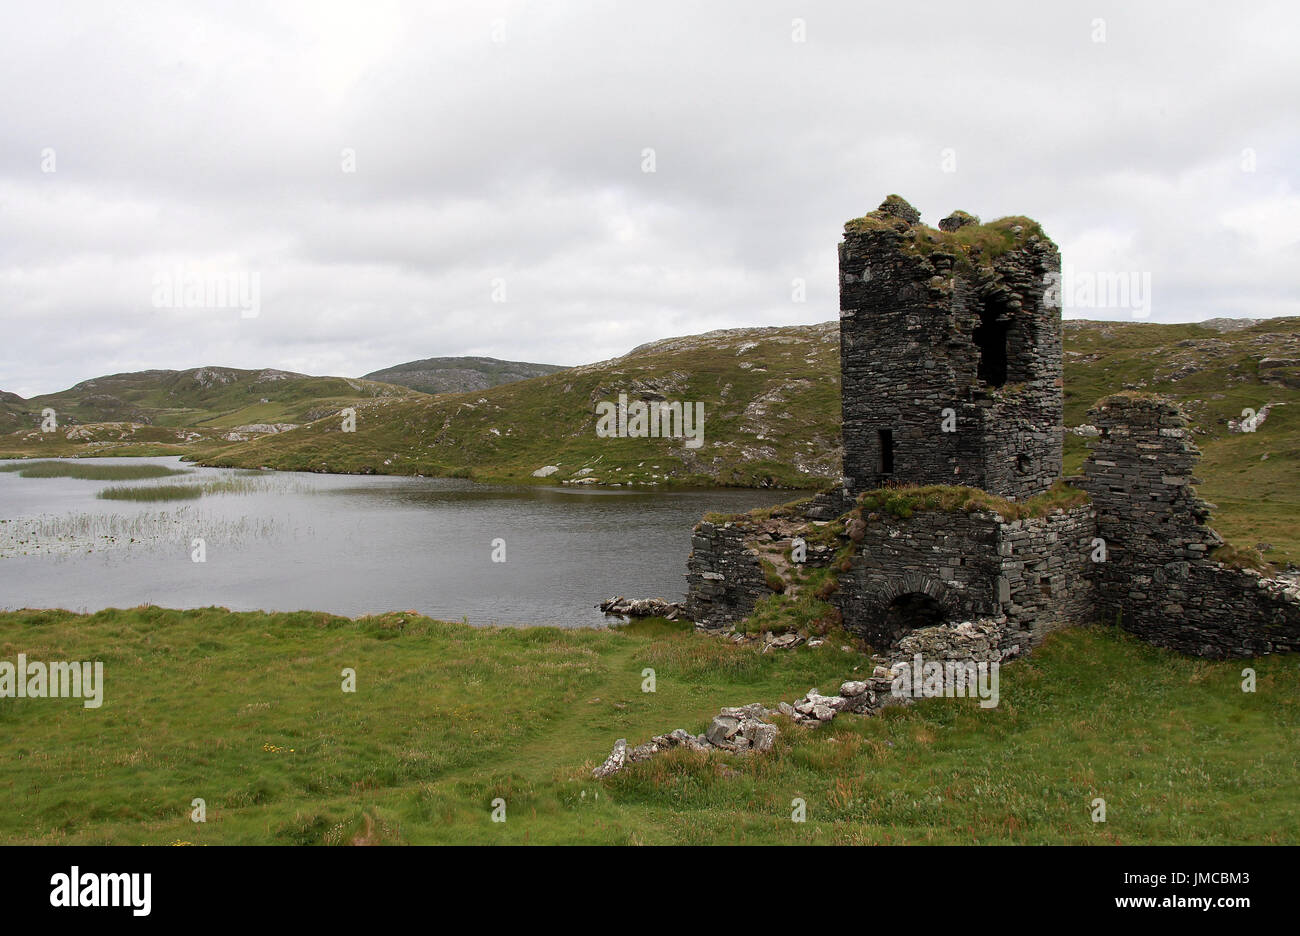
[592,703,777,777]
[598,596,683,619]
[592,739,627,778]
[938,210,979,232]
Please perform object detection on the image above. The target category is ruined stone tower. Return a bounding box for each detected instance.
[839,195,1064,500]
[683,196,1300,660]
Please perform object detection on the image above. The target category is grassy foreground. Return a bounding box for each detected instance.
[1,607,1296,845]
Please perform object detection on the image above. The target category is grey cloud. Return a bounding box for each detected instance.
[2,1,1297,395]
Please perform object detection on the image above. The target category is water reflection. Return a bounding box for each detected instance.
[0,457,789,627]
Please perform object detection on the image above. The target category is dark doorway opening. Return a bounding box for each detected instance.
[878,429,894,475]
[974,302,1010,387]
[880,592,947,644]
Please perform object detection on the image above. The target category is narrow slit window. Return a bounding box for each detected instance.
[879,429,894,474]
[974,302,1009,387]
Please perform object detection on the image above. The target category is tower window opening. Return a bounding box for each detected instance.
[879,429,894,474]
[974,302,1010,387]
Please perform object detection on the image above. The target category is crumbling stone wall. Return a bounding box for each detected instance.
[1081,395,1300,657]
[839,196,1062,500]
[998,505,1097,643]
[835,511,1003,647]
[682,521,772,629]
[835,504,1095,650]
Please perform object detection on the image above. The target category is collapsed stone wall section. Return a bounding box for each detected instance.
[682,520,771,630]
[593,616,1023,778]
[1081,395,1300,657]
[998,504,1097,643]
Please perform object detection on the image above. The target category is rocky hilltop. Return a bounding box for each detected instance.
[362,356,566,395]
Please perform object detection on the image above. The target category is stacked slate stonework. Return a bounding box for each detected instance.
[839,196,1063,501]
[683,520,772,630]
[679,198,1300,661]
[1081,395,1300,657]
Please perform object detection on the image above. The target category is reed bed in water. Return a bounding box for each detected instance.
[95,475,307,501]
[0,461,190,480]
[0,508,287,557]
[98,483,204,501]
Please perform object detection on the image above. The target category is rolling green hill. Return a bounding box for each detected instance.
[203,323,844,487]
[18,365,418,428]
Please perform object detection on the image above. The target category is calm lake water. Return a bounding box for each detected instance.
[0,457,787,626]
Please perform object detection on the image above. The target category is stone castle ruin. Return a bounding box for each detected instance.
[684,196,1300,659]
[840,195,1062,500]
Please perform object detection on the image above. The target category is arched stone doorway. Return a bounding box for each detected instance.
[880,592,948,645]
[856,573,955,649]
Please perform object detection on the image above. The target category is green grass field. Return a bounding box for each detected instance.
[1,607,1294,845]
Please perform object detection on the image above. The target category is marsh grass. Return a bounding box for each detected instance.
[98,483,204,501]
[0,508,282,557]
[0,460,190,480]
[94,474,299,502]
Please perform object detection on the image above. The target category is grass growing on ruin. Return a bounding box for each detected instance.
[2,607,1295,845]
[0,460,191,480]
[843,203,1050,270]
[856,480,1089,521]
[738,590,844,639]
[1207,544,1278,576]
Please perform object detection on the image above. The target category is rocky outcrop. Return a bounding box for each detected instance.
[222,423,299,442]
[598,596,684,619]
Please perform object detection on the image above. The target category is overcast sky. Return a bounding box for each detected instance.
[2,2,1297,396]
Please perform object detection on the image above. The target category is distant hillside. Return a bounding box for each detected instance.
[8,366,417,428]
[205,323,843,488]
[0,366,421,457]
[362,356,566,395]
[0,391,27,433]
